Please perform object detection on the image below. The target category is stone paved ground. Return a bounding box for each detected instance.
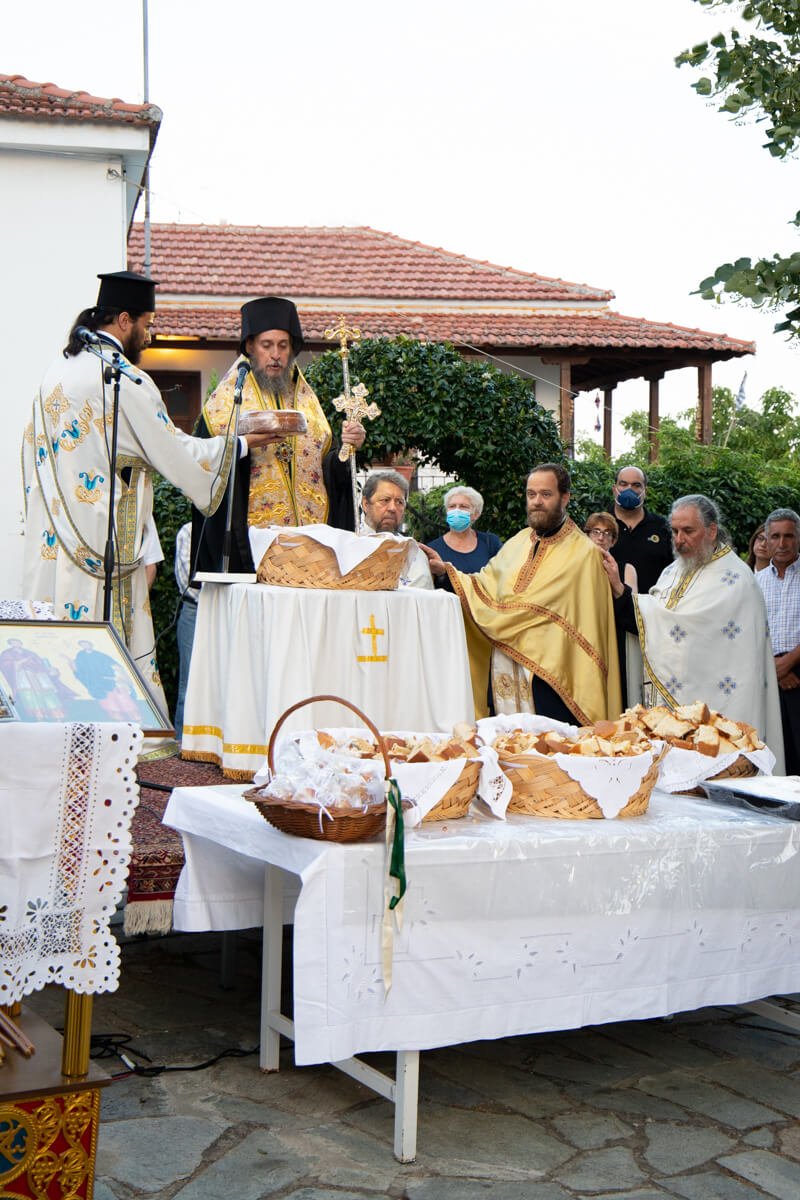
[28,932,800,1199]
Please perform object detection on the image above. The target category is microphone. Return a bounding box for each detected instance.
[233,358,251,401]
[75,326,101,346]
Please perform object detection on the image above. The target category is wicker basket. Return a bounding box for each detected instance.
[244,695,391,842]
[500,750,662,820]
[256,533,410,591]
[682,753,759,797]
[423,759,481,821]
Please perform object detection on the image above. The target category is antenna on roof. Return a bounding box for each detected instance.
[142,0,152,277]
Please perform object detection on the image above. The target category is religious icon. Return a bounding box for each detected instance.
[0,620,173,735]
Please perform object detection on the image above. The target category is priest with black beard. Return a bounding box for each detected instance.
[190,297,365,575]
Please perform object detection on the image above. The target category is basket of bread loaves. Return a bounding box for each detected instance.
[614,701,770,793]
[255,526,412,591]
[479,715,665,820]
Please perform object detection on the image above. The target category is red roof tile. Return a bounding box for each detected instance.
[150,304,754,357]
[128,223,613,303]
[0,74,161,127]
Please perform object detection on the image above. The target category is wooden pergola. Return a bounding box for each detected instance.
[546,348,721,461]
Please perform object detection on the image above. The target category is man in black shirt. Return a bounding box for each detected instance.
[609,465,672,594]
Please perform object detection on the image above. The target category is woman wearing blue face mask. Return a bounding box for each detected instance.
[426,485,502,593]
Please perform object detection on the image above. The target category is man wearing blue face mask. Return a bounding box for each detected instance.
[610,466,672,594]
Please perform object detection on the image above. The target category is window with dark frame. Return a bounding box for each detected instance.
[149,371,202,433]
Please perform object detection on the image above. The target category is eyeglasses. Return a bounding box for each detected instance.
[587,528,614,543]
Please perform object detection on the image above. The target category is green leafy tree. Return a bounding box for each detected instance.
[304,336,563,540]
[717,384,800,455]
[569,382,800,553]
[676,0,800,334]
[149,477,190,714]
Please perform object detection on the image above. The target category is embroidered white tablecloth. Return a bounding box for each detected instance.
[181,583,473,778]
[0,721,142,1004]
[166,784,800,1065]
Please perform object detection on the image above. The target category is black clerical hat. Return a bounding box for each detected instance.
[239,296,304,355]
[96,271,157,313]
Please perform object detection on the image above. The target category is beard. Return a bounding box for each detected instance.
[673,541,715,572]
[253,358,294,397]
[527,507,565,535]
[123,335,144,365]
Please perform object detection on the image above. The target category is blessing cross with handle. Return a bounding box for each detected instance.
[324,315,381,533]
[332,382,381,463]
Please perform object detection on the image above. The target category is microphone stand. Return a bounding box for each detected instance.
[221,366,248,573]
[81,340,143,624]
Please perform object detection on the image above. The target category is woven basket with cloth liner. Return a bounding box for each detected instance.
[378,733,479,821]
[498,747,665,820]
[245,696,393,842]
[423,759,480,821]
[682,753,758,797]
[256,532,410,591]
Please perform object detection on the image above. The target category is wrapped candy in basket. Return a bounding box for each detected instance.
[245,696,395,842]
[477,714,665,820]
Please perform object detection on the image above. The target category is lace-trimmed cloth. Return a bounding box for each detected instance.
[0,599,55,620]
[0,721,142,1005]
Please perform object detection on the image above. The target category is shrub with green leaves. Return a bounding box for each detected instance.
[304,336,563,541]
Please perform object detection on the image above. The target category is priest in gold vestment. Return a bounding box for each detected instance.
[424,464,622,723]
[191,297,365,574]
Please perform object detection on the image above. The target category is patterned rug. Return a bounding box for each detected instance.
[128,755,227,935]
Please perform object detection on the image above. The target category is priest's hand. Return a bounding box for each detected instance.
[419,544,447,578]
[342,421,366,450]
[244,431,285,450]
[599,548,625,598]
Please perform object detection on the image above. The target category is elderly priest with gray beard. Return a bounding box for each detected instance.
[601,493,785,771]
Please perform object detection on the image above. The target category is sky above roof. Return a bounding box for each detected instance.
[4,0,799,448]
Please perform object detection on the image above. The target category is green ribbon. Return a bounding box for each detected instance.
[387,777,406,910]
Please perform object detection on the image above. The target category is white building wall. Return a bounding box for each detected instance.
[0,121,147,598]
[500,354,560,415]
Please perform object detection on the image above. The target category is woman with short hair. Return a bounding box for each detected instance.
[584,512,638,592]
[426,485,502,592]
[585,511,638,706]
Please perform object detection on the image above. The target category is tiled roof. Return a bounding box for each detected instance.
[128,223,613,303]
[151,304,754,357]
[0,74,161,126]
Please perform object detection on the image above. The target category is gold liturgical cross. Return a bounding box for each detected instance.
[324,314,361,355]
[357,614,387,663]
[332,382,381,462]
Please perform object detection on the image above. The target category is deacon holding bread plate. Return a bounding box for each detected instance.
[600,492,785,771]
[191,297,367,575]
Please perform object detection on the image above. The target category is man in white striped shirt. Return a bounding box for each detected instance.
[756,508,800,773]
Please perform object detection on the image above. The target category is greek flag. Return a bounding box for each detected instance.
[735,372,747,409]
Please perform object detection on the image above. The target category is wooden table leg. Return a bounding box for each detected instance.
[394,1050,420,1162]
[260,864,284,1071]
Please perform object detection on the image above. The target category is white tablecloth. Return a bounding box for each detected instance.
[0,721,142,1003]
[181,582,473,777]
[165,785,800,1065]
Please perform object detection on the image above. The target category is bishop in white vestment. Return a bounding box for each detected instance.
[603,494,785,771]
